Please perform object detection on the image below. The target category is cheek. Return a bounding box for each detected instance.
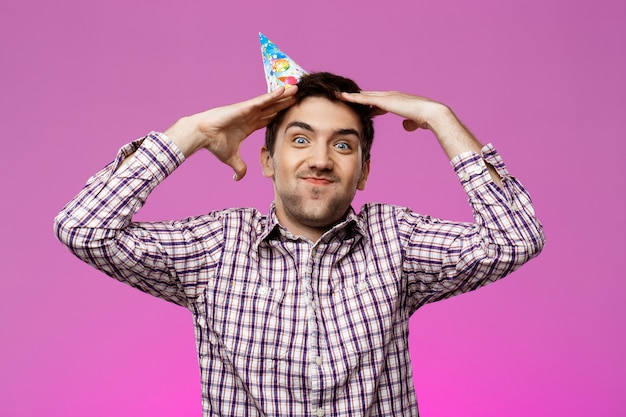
[271,161,292,185]
[350,163,365,182]
[274,154,301,175]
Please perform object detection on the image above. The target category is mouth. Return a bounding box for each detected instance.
[302,177,333,186]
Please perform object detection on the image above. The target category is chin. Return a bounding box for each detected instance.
[300,207,346,228]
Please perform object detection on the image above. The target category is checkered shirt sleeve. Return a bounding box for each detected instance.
[53,132,226,307]
[398,144,545,312]
[54,133,545,417]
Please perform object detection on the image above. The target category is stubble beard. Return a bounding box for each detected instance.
[277,180,357,230]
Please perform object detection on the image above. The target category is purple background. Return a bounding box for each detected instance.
[2,0,624,416]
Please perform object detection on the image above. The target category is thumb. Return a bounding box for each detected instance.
[227,154,247,181]
[402,119,421,132]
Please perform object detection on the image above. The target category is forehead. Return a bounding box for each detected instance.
[278,96,362,135]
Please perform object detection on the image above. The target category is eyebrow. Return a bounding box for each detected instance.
[284,121,314,134]
[284,121,361,138]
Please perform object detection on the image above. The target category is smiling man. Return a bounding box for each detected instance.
[55,72,544,416]
[261,92,370,240]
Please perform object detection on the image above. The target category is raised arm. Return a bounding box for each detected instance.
[164,86,297,179]
[342,90,544,309]
[54,87,297,306]
[118,86,298,179]
[341,91,502,186]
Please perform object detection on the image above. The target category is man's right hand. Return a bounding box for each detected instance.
[164,86,298,180]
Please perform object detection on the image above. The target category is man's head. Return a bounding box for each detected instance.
[265,72,374,163]
[261,72,374,241]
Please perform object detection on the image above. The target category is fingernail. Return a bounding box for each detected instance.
[233,173,238,181]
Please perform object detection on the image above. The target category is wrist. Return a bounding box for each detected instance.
[425,105,485,160]
[424,103,457,134]
[164,116,206,158]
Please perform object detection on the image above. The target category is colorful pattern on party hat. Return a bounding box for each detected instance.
[259,32,307,92]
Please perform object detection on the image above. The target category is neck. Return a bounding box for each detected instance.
[277,215,327,243]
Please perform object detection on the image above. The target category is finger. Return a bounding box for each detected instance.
[370,106,388,117]
[233,87,289,116]
[341,93,388,120]
[340,91,376,105]
[238,92,297,135]
[257,112,281,127]
[253,95,298,131]
[227,154,247,181]
[244,90,297,128]
[341,92,390,114]
[260,94,297,118]
[402,119,421,132]
[257,85,299,108]
[255,102,294,129]
[343,91,388,97]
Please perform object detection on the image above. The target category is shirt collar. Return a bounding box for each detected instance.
[257,203,367,245]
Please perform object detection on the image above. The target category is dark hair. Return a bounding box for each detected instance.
[265,72,374,162]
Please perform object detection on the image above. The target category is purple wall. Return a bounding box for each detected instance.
[1,0,624,415]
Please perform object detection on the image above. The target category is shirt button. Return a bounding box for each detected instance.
[511,201,520,211]
[310,301,317,310]
[143,141,153,149]
[358,282,368,291]
[316,408,325,417]
[470,165,483,175]
[197,317,206,327]
[258,287,268,295]
[315,356,323,366]
[460,171,470,181]
[156,153,167,162]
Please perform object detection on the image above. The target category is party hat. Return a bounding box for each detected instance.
[259,32,307,92]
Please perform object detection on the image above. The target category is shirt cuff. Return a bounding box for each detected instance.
[450,143,510,195]
[116,131,185,182]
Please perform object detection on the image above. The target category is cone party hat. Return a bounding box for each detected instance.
[259,32,308,92]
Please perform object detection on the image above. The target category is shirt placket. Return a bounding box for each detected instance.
[299,242,325,416]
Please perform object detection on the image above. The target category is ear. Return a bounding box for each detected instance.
[260,146,274,178]
[357,159,370,190]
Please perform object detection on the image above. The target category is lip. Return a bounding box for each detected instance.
[302,177,333,185]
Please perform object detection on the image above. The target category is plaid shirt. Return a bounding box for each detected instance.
[55,132,544,417]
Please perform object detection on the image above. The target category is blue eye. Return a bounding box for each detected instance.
[294,137,308,145]
[335,142,350,150]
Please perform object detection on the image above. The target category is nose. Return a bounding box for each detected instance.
[307,143,333,171]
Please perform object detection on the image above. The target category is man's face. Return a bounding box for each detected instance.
[261,97,370,240]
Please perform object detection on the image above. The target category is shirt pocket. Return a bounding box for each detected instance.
[195,278,287,360]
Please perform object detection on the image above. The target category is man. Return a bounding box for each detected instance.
[55,72,544,416]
